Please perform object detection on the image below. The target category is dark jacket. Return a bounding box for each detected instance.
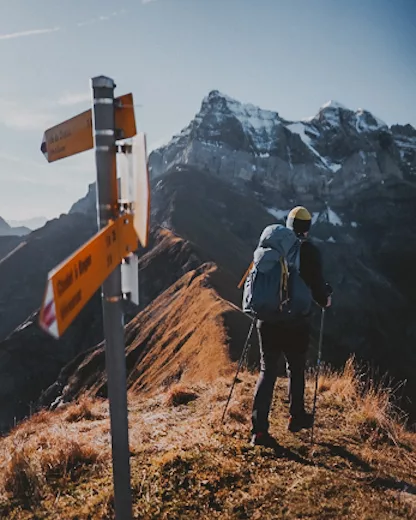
[299,239,330,308]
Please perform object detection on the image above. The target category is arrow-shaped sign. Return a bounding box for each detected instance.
[39,214,138,338]
[41,93,136,163]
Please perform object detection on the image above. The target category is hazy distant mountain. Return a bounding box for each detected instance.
[0,216,30,237]
[7,216,48,231]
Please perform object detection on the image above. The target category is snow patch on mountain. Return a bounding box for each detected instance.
[315,208,343,226]
[394,136,416,156]
[321,100,347,110]
[312,212,320,225]
[267,208,289,221]
[287,123,313,146]
[287,122,342,172]
[327,207,343,226]
[328,163,342,173]
[355,109,387,132]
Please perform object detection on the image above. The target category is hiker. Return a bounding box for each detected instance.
[249,206,332,447]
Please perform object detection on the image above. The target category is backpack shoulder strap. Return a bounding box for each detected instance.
[237,261,254,289]
[287,238,302,271]
[279,257,289,309]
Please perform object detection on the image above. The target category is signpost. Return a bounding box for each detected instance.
[40,93,136,163]
[38,76,147,520]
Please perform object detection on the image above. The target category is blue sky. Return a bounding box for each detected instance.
[0,0,415,221]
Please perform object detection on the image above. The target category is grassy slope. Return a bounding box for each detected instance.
[0,362,415,519]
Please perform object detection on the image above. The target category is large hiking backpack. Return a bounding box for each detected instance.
[242,224,312,322]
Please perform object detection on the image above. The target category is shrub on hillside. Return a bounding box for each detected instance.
[65,398,105,422]
[166,384,199,407]
[2,434,103,503]
[316,356,406,444]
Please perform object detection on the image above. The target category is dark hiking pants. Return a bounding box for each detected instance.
[251,320,310,434]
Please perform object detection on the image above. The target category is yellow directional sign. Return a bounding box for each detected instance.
[41,93,136,163]
[39,215,138,338]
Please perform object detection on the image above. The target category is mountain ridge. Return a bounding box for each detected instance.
[0,90,415,433]
[69,90,416,223]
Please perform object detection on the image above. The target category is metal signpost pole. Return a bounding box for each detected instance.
[91,75,133,520]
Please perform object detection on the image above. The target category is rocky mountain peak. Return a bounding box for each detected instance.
[186,89,282,155]
[320,99,347,110]
[309,99,387,134]
[201,89,281,122]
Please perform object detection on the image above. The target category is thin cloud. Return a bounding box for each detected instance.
[0,98,56,131]
[0,27,60,41]
[142,0,158,3]
[77,19,96,28]
[57,92,91,107]
[0,151,44,169]
[77,9,127,28]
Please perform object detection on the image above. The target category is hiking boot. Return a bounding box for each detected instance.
[250,432,277,448]
[288,413,314,432]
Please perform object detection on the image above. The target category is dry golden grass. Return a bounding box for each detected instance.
[0,358,415,519]
[318,357,358,402]
[0,427,104,520]
[3,438,101,502]
[317,357,409,447]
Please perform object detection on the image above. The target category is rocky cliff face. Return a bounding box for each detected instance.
[70,90,415,218]
[149,91,413,208]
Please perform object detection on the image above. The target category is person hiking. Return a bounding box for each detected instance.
[248,206,332,447]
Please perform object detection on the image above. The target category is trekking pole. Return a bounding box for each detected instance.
[221,315,256,423]
[310,307,325,447]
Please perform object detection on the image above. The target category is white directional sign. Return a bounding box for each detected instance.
[121,253,139,306]
[132,133,150,248]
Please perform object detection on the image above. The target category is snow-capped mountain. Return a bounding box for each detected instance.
[149,90,414,207]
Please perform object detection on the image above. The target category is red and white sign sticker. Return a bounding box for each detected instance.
[39,280,59,338]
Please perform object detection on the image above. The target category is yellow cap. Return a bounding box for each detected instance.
[287,206,311,221]
[286,206,312,235]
